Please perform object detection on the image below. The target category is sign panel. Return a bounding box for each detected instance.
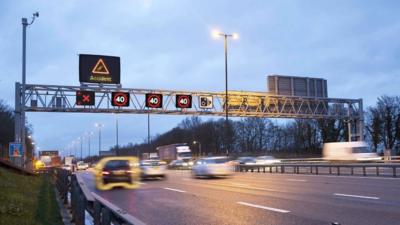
[9,142,23,157]
[199,96,213,109]
[112,92,130,107]
[79,54,121,84]
[145,93,163,108]
[76,91,95,106]
[39,151,59,156]
[176,95,192,108]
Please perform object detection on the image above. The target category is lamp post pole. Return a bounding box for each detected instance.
[212,31,237,157]
[20,12,39,168]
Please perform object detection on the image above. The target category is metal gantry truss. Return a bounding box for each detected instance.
[15,83,364,140]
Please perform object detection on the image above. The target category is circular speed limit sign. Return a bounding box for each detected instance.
[176,95,192,108]
[112,92,130,107]
[145,93,163,108]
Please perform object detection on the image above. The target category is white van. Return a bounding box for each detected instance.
[323,141,381,162]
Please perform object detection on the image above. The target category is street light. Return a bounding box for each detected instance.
[20,12,39,167]
[113,113,119,153]
[193,141,202,158]
[211,29,238,156]
[86,131,94,159]
[95,123,104,155]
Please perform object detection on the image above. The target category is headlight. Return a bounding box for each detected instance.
[188,161,194,166]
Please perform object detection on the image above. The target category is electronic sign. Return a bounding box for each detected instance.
[176,95,192,108]
[76,91,95,106]
[199,96,213,109]
[79,54,120,84]
[145,93,163,108]
[39,151,59,156]
[112,92,130,107]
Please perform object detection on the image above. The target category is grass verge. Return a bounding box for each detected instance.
[0,167,63,225]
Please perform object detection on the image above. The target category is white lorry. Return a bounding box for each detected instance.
[323,141,381,162]
[157,144,192,163]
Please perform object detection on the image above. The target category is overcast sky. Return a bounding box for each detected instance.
[1,0,399,156]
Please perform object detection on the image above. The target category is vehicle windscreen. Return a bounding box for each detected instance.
[104,160,130,171]
[352,147,370,153]
[178,152,192,158]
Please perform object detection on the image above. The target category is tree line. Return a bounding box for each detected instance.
[114,95,400,158]
[0,100,34,159]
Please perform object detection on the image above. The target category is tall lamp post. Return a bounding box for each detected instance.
[20,12,39,167]
[212,30,238,156]
[193,141,202,158]
[87,131,93,159]
[95,123,104,156]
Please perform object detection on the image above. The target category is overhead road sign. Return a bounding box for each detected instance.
[9,142,23,157]
[176,95,192,108]
[76,91,95,106]
[199,96,213,109]
[112,92,130,107]
[146,93,163,108]
[39,151,59,156]
[79,54,120,84]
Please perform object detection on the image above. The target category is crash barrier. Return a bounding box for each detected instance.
[278,156,400,164]
[235,163,400,177]
[54,169,144,225]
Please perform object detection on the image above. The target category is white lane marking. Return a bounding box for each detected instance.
[333,193,379,200]
[242,172,400,180]
[163,187,186,193]
[224,183,277,192]
[231,182,249,186]
[137,182,146,185]
[286,179,307,182]
[237,201,290,213]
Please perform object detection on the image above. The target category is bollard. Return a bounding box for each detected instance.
[101,207,112,225]
[257,167,260,173]
[276,166,278,173]
[281,166,284,173]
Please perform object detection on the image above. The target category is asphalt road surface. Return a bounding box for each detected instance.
[78,170,400,225]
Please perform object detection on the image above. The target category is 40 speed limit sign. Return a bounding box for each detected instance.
[145,93,163,108]
[176,95,192,108]
[112,92,130,107]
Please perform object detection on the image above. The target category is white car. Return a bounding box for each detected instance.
[61,164,73,171]
[255,156,281,165]
[192,157,232,178]
[140,160,167,179]
[77,161,89,170]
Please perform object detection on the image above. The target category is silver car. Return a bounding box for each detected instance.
[140,160,167,179]
[192,157,232,178]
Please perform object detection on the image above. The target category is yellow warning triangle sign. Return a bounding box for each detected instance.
[92,58,110,75]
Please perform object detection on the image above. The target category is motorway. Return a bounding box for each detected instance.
[78,170,400,225]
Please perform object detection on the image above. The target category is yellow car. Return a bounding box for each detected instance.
[94,157,140,190]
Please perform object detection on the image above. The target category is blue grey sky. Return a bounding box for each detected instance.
[1,0,399,156]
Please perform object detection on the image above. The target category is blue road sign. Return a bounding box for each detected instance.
[9,142,23,157]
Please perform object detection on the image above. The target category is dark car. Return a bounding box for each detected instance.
[101,159,133,185]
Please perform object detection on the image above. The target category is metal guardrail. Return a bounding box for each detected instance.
[54,169,143,225]
[235,163,400,177]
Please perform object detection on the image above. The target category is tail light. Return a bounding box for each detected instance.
[102,171,110,175]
